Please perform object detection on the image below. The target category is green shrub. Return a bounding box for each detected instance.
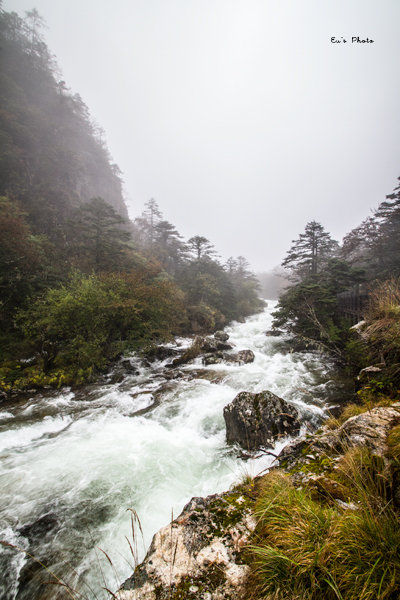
[13,269,184,386]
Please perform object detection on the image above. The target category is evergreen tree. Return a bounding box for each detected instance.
[187,235,215,261]
[373,177,400,276]
[134,198,163,248]
[68,197,133,272]
[341,216,379,265]
[282,221,338,280]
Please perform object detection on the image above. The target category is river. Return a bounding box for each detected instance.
[0,303,344,599]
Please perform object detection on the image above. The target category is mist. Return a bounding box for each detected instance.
[4,0,400,270]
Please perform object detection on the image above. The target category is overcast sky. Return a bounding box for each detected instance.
[5,0,400,271]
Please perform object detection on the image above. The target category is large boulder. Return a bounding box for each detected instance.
[223,390,300,450]
[202,337,233,352]
[117,487,256,600]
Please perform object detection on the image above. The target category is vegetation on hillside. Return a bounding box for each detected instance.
[0,6,263,393]
[251,181,400,600]
[273,177,400,374]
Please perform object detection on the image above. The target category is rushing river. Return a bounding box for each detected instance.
[0,303,344,599]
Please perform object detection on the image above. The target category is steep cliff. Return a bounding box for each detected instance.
[0,8,128,241]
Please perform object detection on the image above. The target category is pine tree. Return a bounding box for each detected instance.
[69,197,132,272]
[373,177,400,275]
[282,221,338,280]
[187,236,215,261]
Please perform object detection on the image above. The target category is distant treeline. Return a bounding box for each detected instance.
[0,7,263,392]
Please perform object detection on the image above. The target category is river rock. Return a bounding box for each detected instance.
[224,350,255,365]
[120,359,140,373]
[202,352,223,366]
[214,331,229,342]
[168,337,204,367]
[223,390,300,450]
[18,512,60,542]
[117,487,256,600]
[146,345,181,362]
[202,337,232,352]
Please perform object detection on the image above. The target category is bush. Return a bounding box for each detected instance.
[15,269,184,385]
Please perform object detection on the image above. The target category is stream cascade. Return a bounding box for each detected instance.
[0,302,343,599]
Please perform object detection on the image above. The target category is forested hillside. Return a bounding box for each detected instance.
[0,6,263,393]
[273,176,400,392]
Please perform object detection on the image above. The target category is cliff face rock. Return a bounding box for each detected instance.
[223,390,300,451]
[117,487,256,600]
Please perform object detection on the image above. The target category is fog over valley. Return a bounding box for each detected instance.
[4,0,400,270]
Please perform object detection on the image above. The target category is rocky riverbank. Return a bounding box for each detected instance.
[117,400,400,600]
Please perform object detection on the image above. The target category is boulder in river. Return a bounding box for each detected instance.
[201,337,233,353]
[224,350,255,365]
[202,352,223,366]
[223,390,300,450]
[214,330,229,342]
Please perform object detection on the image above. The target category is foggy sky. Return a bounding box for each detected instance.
[5,0,400,271]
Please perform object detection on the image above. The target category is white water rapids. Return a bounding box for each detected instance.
[0,303,343,599]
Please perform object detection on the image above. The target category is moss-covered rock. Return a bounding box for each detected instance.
[117,485,256,600]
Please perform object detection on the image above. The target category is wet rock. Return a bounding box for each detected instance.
[236,350,254,364]
[223,390,300,451]
[201,337,219,353]
[216,342,234,351]
[224,350,255,365]
[109,372,126,384]
[214,331,229,342]
[162,369,185,380]
[167,337,204,368]
[19,513,60,543]
[145,345,181,362]
[202,353,223,366]
[117,487,256,600]
[120,359,140,373]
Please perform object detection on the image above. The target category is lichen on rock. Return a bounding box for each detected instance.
[223,390,300,451]
[117,487,256,600]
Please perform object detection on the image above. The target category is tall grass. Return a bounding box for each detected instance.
[249,446,400,600]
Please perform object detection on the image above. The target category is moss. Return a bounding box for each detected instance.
[162,564,227,600]
[288,452,334,476]
[206,488,255,540]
